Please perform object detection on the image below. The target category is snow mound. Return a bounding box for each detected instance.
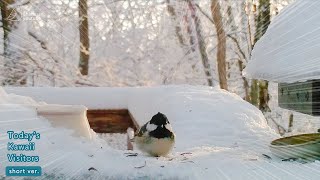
[244,0,320,83]
[128,86,278,151]
[1,86,319,179]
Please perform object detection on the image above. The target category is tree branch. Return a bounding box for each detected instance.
[195,3,214,24]
[28,31,47,50]
[227,34,246,61]
[196,3,246,63]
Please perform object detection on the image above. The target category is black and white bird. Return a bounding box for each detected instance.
[129,112,175,157]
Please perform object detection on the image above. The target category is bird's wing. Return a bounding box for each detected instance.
[136,123,148,137]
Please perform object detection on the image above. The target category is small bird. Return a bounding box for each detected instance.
[132,112,175,157]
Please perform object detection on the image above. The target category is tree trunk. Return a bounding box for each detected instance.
[225,0,250,100]
[78,0,90,75]
[166,0,185,46]
[1,0,17,56]
[238,60,250,101]
[188,0,214,86]
[211,0,228,90]
[0,0,27,85]
[250,79,259,106]
[252,0,271,112]
[185,8,196,53]
[254,0,271,44]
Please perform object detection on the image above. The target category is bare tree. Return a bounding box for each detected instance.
[0,0,28,85]
[188,0,214,87]
[254,0,271,44]
[78,0,90,75]
[1,0,17,56]
[211,0,228,90]
[225,0,250,100]
[166,0,185,46]
[185,5,197,53]
[252,0,271,112]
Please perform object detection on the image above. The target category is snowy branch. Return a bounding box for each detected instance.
[227,35,246,61]
[28,31,47,50]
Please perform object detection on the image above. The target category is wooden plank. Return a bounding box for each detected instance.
[87,109,138,133]
[88,109,129,115]
[86,109,140,150]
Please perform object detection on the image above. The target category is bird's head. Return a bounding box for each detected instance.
[146,112,173,133]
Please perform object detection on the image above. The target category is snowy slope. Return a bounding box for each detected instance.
[244,0,320,83]
[1,86,320,179]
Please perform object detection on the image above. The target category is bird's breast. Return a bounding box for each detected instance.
[135,135,175,156]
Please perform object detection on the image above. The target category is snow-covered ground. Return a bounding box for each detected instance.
[98,133,128,150]
[1,86,320,179]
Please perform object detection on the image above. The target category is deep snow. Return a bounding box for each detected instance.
[1,86,320,179]
[244,0,320,83]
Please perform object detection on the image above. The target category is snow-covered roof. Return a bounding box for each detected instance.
[244,0,320,83]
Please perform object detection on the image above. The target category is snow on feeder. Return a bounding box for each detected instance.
[243,0,320,159]
[36,104,92,139]
[4,87,138,150]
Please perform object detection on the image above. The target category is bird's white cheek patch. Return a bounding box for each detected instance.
[165,124,173,132]
[146,123,157,131]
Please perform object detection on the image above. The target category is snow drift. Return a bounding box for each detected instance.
[1,86,319,179]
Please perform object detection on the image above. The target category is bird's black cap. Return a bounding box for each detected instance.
[150,112,169,125]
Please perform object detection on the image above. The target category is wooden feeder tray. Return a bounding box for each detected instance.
[86,109,139,150]
[86,109,138,133]
[269,133,320,160]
